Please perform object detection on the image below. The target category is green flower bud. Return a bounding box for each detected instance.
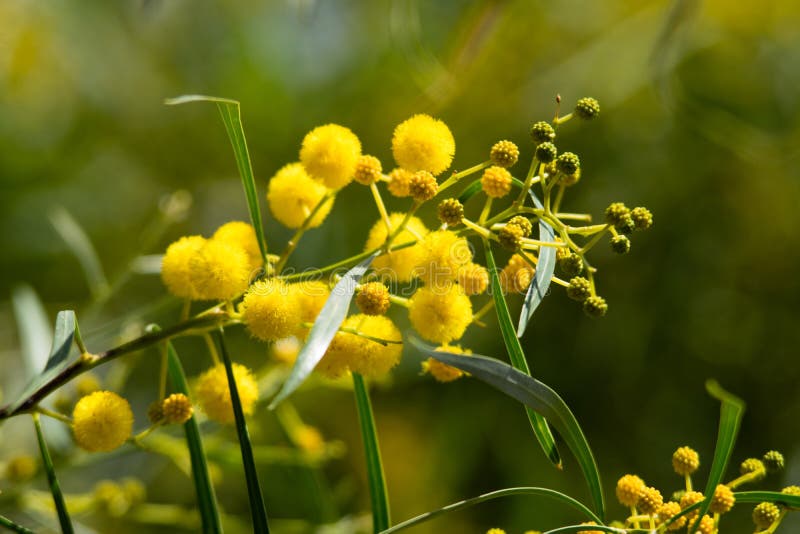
[437,198,464,226]
[555,152,580,176]
[605,202,630,225]
[575,97,600,120]
[490,140,519,168]
[530,121,556,144]
[740,458,766,480]
[616,215,636,235]
[611,235,631,254]
[583,295,608,318]
[507,216,532,237]
[763,450,785,473]
[753,502,780,530]
[566,277,591,301]
[497,224,523,250]
[535,142,557,164]
[630,206,653,231]
[558,253,584,276]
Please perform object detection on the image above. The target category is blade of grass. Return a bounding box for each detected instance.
[689,379,745,533]
[214,329,270,533]
[49,206,110,299]
[411,338,605,520]
[165,95,267,262]
[32,413,73,534]
[269,253,377,409]
[380,486,600,534]
[352,373,390,533]
[517,190,556,337]
[165,341,223,534]
[483,240,561,468]
[734,490,800,507]
[0,515,35,534]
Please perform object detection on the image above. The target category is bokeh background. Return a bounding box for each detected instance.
[1,0,799,532]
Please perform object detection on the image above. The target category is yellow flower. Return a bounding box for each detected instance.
[353,154,383,185]
[392,114,455,176]
[414,230,472,288]
[212,221,263,274]
[195,364,259,424]
[241,279,302,341]
[481,165,513,198]
[161,393,193,425]
[5,455,37,483]
[422,344,471,382]
[72,391,134,452]
[409,285,472,344]
[387,168,413,197]
[189,239,251,301]
[161,235,206,299]
[364,213,428,283]
[457,262,489,295]
[656,501,685,530]
[317,315,403,379]
[300,124,362,189]
[290,280,331,338]
[616,474,645,507]
[267,162,334,229]
[356,281,391,315]
[499,254,534,294]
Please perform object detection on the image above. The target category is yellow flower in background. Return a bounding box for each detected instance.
[72,391,134,452]
[212,221,263,273]
[241,279,301,341]
[408,284,472,344]
[317,314,402,379]
[290,280,331,338]
[161,235,206,299]
[189,239,251,301]
[365,213,428,282]
[195,364,258,424]
[414,230,472,287]
[422,344,471,383]
[267,162,333,229]
[300,124,361,189]
[392,114,455,176]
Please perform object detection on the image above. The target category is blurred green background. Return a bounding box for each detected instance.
[1,0,799,532]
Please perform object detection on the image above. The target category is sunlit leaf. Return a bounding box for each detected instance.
[517,190,556,337]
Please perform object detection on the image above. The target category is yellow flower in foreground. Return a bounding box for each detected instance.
[364,213,428,282]
[189,239,251,301]
[414,230,472,287]
[212,221,263,273]
[241,279,301,341]
[267,163,333,229]
[317,315,402,379]
[300,124,361,189]
[422,345,471,383]
[73,391,134,452]
[195,364,259,424]
[392,114,455,176]
[161,235,206,299]
[409,285,472,344]
[616,474,645,507]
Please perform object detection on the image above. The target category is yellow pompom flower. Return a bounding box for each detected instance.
[481,165,513,198]
[414,230,472,287]
[161,393,193,425]
[161,235,206,299]
[290,280,331,338]
[195,363,259,424]
[364,213,429,282]
[241,279,302,341]
[638,486,663,515]
[672,445,700,476]
[457,262,489,295]
[499,254,535,294]
[356,281,391,315]
[392,114,455,176]
[709,484,735,514]
[317,315,402,379]
[616,474,645,507]
[679,491,704,524]
[300,124,362,189]
[409,285,472,344]
[486,529,506,534]
[267,163,334,229]
[387,168,413,197]
[353,154,382,185]
[189,239,251,301]
[212,221,263,274]
[422,344,471,382]
[72,391,134,452]
[656,501,685,530]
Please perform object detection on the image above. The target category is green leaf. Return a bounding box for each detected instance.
[689,380,745,533]
[32,413,73,534]
[269,253,378,409]
[49,206,110,299]
[411,338,606,520]
[214,329,270,533]
[517,190,556,337]
[11,284,53,379]
[0,311,77,418]
[483,241,561,468]
[380,486,600,534]
[165,342,223,534]
[735,490,800,508]
[0,514,35,534]
[352,373,390,533]
[165,95,268,262]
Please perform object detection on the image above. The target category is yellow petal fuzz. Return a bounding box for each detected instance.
[422,345,471,383]
[161,235,206,299]
[290,280,331,338]
[392,114,455,176]
[72,391,134,453]
[300,124,362,189]
[267,162,333,229]
[414,230,473,288]
[189,239,251,301]
[195,364,259,424]
[317,315,403,379]
[241,279,302,341]
[408,285,472,344]
[212,221,263,274]
[364,212,429,283]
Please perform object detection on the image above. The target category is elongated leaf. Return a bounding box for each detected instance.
[689,380,745,533]
[11,284,53,378]
[49,206,109,299]
[0,311,77,418]
[165,342,222,534]
[735,490,800,507]
[380,486,600,534]
[32,413,73,534]
[517,190,556,337]
[0,515,35,534]
[353,373,390,533]
[412,338,605,519]
[214,330,270,533]
[483,241,561,468]
[165,95,268,261]
[269,253,377,409]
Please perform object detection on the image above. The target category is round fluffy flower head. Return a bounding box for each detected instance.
[195,363,259,424]
[497,224,523,250]
[290,280,331,337]
[189,239,251,301]
[317,315,402,379]
[639,486,663,515]
[414,230,472,287]
[561,166,581,186]
[530,121,556,144]
[763,450,785,473]
[740,457,766,478]
[267,163,333,229]
[5,455,37,483]
[709,484,735,514]
[616,215,636,235]
[535,142,557,163]
[409,285,472,344]
[630,206,653,231]
[616,474,645,507]
[611,235,630,254]
[486,529,506,534]
[422,344,470,383]
[500,254,534,294]
[212,221,263,273]
[457,263,489,296]
[300,124,361,189]
[490,140,519,168]
[679,491,704,524]
[575,97,600,120]
[365,213,428,282]
[576,522,603,534]
[387,168,413,197]
[392,114,455,176]
[241,279,302,341]
[697,515,715,534]
[583,295,608,318]
[72,391,134,453]
[672,446,700,476]
[567,276,591,301]
[356,281,391,315]
[507,216,532,238]
[753,502,780,530]
[605,202,630,226]
[556,152,580,175]
[354,154,382,185]
[656,501,685,530]
[408,170,438,202]
[481,166,513,198]
[161,393,193,425]
[558,252,584,276]
[438,198,464,226]
[161,235,206,299]
[781,486,800,511]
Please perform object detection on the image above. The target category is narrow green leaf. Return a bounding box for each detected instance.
[689,380,745,533]
[165,342,223,534]
[49,206,110,299]
[483,241,561,468]
[352,373,390,533]
[32,413,73,534]
[517,190,556,337]
[411,339,606,520]
[269,253,378,409]
[214,329,270,533]
[380,486,600,534]
[11,284,53,378]
[735,490,800,507]
[165,95,268,262]
[0,514,35,534]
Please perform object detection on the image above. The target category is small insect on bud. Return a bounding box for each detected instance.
[353,155,383,185]
[611,235,631,254]
[752,502,781,530]
[575,97,600,120]
[566,277,591,301]
[506,216,532,237]
[763,450,785,473]
[535,142,557,163]
[558,252,584,276]
[437,198,464,226]
[356,282,391,316]
[630,206,653,231]
[583,295,608,318]
[408,170,438,202]
[530,121,556,144]
[481,166,513,198]
[605,202,630,225]
[497,224,523,250]
[555,152,580,176]
[489,140,519,168]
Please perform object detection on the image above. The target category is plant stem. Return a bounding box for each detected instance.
[32,412,74,534]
